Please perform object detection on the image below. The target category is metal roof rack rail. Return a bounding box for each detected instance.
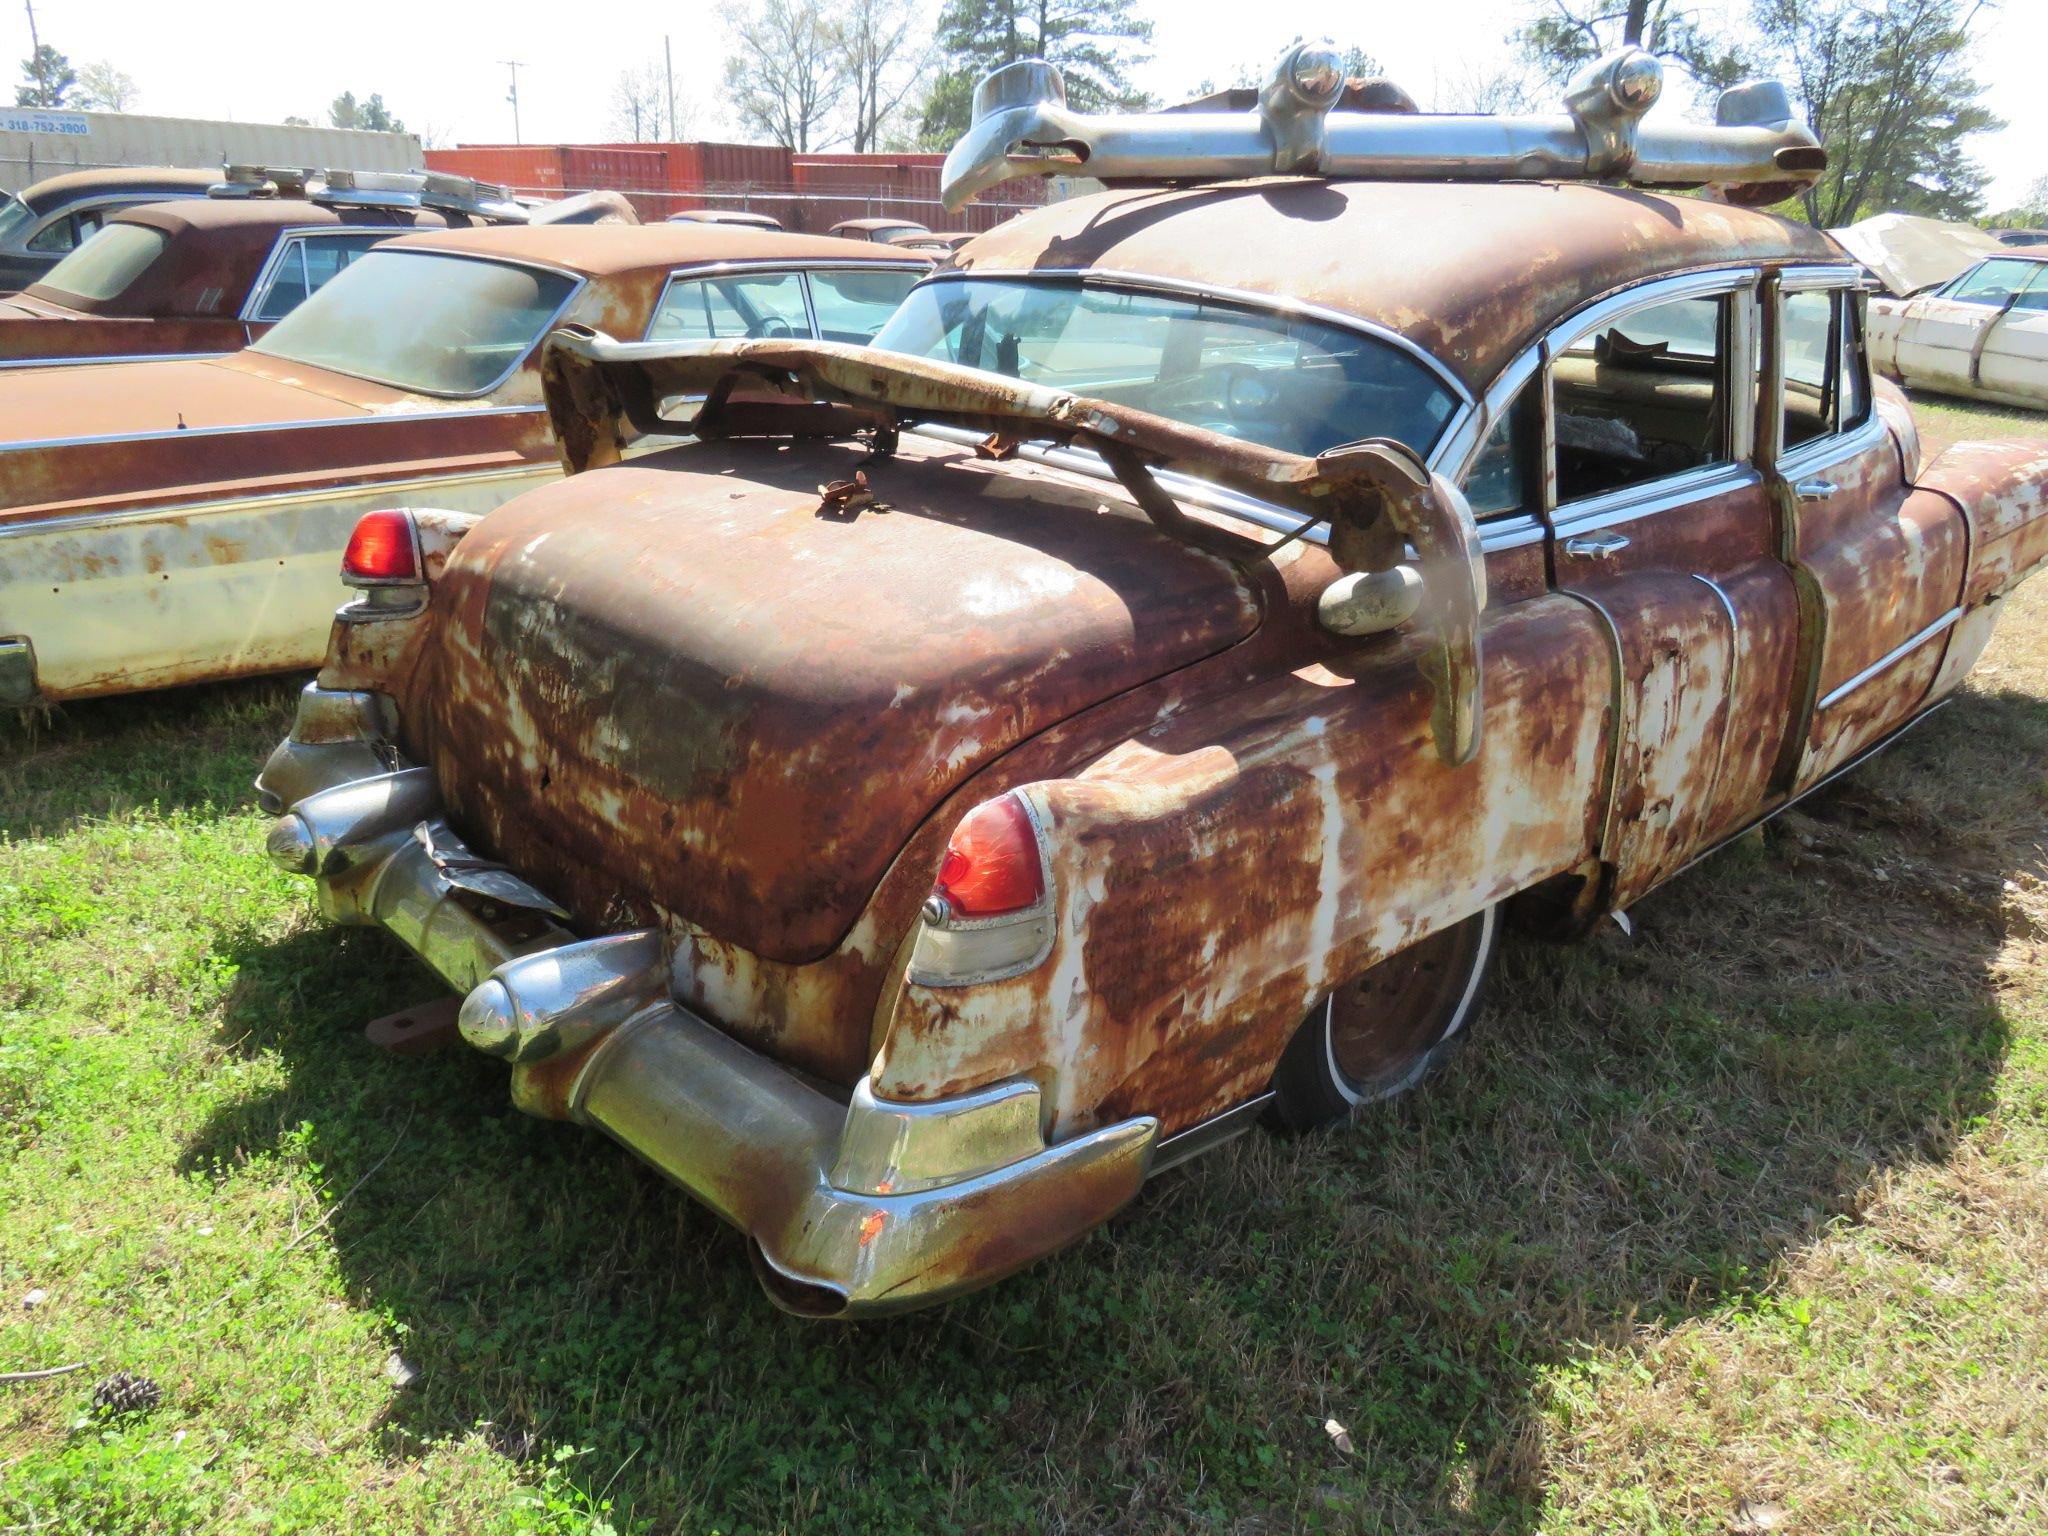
[941,42,1826,211]
[307,168,528,222]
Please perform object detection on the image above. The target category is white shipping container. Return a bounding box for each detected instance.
[0,108,422,194]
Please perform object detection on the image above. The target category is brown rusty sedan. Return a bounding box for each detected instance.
[0,225,925,705]
[258,48,2048,1317]
[0,197,464,368]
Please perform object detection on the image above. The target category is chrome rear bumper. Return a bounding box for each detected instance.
[257,684,1158,1316]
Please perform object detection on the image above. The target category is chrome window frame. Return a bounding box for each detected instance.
[1772,264,1880,481]
[643,259,927,344]
[249,247,589,401]
[238,227,402,324]
[1536,267,1762,536]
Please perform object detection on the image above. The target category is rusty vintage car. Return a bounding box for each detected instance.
[1865,250,2048,410]
[0,225,924,705]
[259,47,2048,1318]
[0,166,219,293]
[0,176,523,369]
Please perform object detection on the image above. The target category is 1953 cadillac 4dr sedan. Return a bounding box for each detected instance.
[260,47,2048,1317]
[0,224,923,705]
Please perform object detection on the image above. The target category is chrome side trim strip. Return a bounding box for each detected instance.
[0,458,557,540]
[0,350,228,369]
[1690,571,1742,810]
[1553,464,1764,536]
[0,400,546,455]
[1816,607,1962,711]
[1149,1093,1275,1174]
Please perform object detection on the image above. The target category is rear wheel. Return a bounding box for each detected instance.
[1268,906,1500,1132]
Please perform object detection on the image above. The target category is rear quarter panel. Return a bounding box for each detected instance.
[872,592,1615,1140]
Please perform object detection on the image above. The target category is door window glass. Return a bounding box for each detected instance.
[26,212,77,253]
[807,267,919,343]
[1464,385,1536,518]
[1551,293,1727,505]
[1777,289,1870,450]
[2009,266,2048,313]
[648,272,811,340]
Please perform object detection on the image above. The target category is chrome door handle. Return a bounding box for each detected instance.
[1562,530,1631,559]
[1795,478,1837,501]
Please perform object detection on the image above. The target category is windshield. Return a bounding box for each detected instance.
[0,193,32,247]
[251,249,577,395]
[873,278,1459,459]
[32,222,168,303]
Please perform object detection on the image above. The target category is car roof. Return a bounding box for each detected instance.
[379,222,933,275]
[25,199,450,317]
[115,198,450,235]
[832,217,925,232]
[15,166,220,213]
[950,178,1845,393]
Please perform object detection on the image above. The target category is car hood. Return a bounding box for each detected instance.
[0,355,370,445]
[1829,213,2006,297]
[418,433,1264,963]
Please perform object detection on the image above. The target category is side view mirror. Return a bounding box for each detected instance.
[1310,440,1486,767]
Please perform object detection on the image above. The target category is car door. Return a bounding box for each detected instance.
[1893,257,2039,393]
[1975,262,2048,405]
[1762,271,1969,787]
[1540,270,1804,907]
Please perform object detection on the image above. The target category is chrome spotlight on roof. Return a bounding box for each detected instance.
[940,43,1825,210]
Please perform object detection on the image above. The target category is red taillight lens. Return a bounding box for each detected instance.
[342,509,420,583]
[935,796,1044,918]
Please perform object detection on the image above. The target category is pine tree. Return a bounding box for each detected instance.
[917,0,1152,147]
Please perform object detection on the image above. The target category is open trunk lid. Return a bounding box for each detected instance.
[422,433,1262,962]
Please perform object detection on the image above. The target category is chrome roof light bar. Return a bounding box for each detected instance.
[207,166,529,222]
[940,42,1826,210]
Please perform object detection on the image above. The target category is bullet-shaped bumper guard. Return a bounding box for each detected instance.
[257,687,1158,1317]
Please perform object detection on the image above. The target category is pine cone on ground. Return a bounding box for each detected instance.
[90,1370,162,1416]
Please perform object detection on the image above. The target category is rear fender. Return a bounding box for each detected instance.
[869,593,1614,1141]
[314,507,479,699]
[1913,437,2048,697]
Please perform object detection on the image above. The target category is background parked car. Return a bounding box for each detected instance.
[1,198,461,367]
[828,215,930,243]
[0,224,926,706]
[667,208,784,231]
[0,165,218,293]
[1866,251,2048,408]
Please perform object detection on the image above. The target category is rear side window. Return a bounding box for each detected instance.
[1551,293,1728,505]
[1778,288,1868,450]
[32,222,168,302]
[648,271,811,341]
[808,268,918,343]
[249,234,386,322]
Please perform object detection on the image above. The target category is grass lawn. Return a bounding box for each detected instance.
[3,393,2047,1534]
